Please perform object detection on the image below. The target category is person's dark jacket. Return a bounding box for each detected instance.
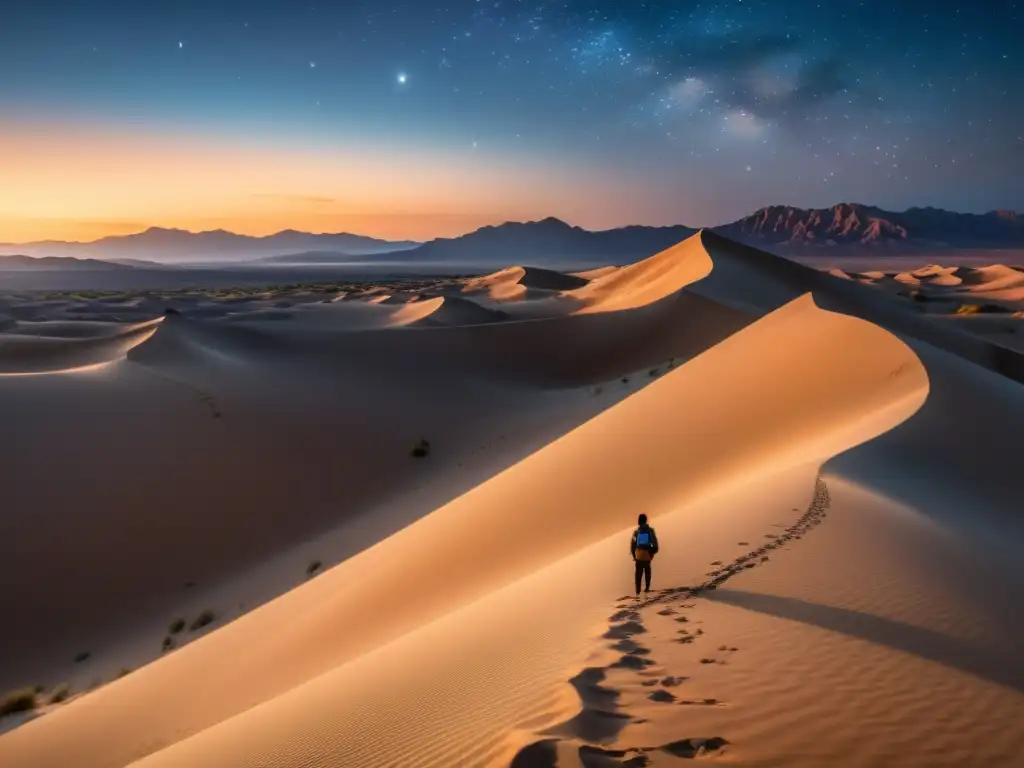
[630,524,659,560]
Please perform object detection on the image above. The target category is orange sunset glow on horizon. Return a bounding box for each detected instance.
[0,118,648,244]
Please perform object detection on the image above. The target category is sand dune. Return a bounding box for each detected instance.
[4,319,152,339]
[565,235,713,314]
[219,295,503,331]
[2,230,1022,768]
[461,265,587,302]
[851,262,1024,307]
[390,295,508,326]
[0,318,161,374]
[690,231,1024,382]
[0,290,929,768]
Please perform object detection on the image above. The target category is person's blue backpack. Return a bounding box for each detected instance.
[636,530,652,548]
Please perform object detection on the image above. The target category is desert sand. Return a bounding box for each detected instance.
[828,262,1024,354]
[1,231,1022,767]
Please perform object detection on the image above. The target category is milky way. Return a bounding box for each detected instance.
[2,0,1021,227]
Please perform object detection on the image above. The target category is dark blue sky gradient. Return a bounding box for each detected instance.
[2,0,1021,229]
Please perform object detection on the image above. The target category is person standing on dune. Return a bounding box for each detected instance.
[631,514,659,594]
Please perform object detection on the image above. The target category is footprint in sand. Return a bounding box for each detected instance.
[603,621,646,640]
[609,638,646,653]
[529,477,832,767]
[609,609,641,622]
[612,654,655,670]
[678,698,720,707]
[648,690,676,703]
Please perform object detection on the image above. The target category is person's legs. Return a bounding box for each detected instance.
[634,560,643,594]
[643,562,652,592]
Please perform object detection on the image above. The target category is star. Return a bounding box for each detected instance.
[309,61,316,68]
[177,41,183,49]
[397,72,408,84]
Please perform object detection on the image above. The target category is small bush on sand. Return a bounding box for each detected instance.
[306,560,323,577]
[117,668,133,679]
[49,684,70,704]
[73,651,90,663]
[162,636,175,653]
[168,617,186,634]
[411,439,431,458]
[190,610,216,632]
[0,688,37,717]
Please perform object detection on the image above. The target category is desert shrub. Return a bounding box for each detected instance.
[410,439,431,458]
[168,617,186,634]
[162,636,175,653]
[73,651,90,663]
[0,687,37,717]
[49,684,70,704]
[117,668,133,679]
[306,560,323,577]
[190,610,216,632]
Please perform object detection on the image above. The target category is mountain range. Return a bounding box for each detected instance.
[719,203,1024,250]
[0,228,419,265]
[351,217,699,267]
[2,204,1022,271]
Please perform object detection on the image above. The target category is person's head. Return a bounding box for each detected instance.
[638,513,647,526]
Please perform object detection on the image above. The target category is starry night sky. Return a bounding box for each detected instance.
[1,0,1021,241]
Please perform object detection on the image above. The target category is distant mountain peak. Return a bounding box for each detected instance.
[722,203,1024,250]
[1,226,420,263]
[535,216,574,228]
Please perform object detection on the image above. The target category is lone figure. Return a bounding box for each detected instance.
[631,513,659,594]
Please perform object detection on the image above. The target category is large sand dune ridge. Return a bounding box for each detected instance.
[1,231,1021,767]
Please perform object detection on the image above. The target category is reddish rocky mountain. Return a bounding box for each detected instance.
[717,203,1024,250]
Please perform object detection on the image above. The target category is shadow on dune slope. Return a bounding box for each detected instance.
[0,278,932,768]
[696,230,1024,383]
[710,588,1024,694]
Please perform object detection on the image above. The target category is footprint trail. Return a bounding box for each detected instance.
[509,477,832,766]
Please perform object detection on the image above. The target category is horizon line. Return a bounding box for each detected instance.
[1,201,1020,247]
